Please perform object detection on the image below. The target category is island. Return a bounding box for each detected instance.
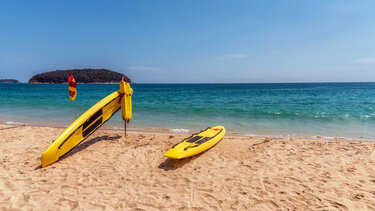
[0,79,20,83]
[28,69,131,84]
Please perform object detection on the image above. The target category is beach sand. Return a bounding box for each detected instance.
[1,125,375,210]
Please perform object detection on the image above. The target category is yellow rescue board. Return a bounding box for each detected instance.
[120,81,133,122]
[41,91,121,167]
[164,126,226,159]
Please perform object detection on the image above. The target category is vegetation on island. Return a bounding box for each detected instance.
[28,69,131,84]
[0,79,20,83]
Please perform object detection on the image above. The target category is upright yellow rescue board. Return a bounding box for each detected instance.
[120,81,133,122]
[164,126,226,159]
[41,91,121,167]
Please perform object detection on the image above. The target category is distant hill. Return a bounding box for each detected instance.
[28,69,131,84]
[0,79,20,83]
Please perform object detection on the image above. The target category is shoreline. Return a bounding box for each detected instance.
[1,119,374,143]
[1,124,375,209]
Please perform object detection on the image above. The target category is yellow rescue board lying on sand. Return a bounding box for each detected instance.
[120,81,133,122]
[164,126,226,159]
[41,91,121,167]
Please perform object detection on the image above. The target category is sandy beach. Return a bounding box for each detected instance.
[1,124,375,210]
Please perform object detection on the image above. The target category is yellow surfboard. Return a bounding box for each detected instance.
[120,81,133,122]
[41,91,121,167]
[164,126,226,159]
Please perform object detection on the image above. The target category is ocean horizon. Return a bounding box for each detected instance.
[1,82,375,139]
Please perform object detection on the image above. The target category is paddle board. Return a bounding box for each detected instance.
[164,126,226,159]
[41,91,121,167]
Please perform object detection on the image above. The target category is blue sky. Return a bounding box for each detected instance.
[0,0,375,83]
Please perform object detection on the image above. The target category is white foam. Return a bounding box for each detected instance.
[244,133,263,137]
[360,115,370,119]
[171,128,190,133]
[4,121,24,125]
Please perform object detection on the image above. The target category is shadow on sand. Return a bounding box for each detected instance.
[60,135,122,160]
[158,153,205,171]
[35,135,121,170]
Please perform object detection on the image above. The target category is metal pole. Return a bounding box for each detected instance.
[73,101,77,119]
[124,121,127,138]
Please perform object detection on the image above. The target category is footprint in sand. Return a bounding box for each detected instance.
[57,198,79,210]
[14,193,30,207]
[352,193,365,201]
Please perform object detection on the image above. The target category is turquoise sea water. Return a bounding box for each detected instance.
[1,83,375,139]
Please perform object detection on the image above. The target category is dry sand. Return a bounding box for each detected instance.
[1,124,375,210]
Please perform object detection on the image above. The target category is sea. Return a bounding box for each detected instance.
[1,83,375,139]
